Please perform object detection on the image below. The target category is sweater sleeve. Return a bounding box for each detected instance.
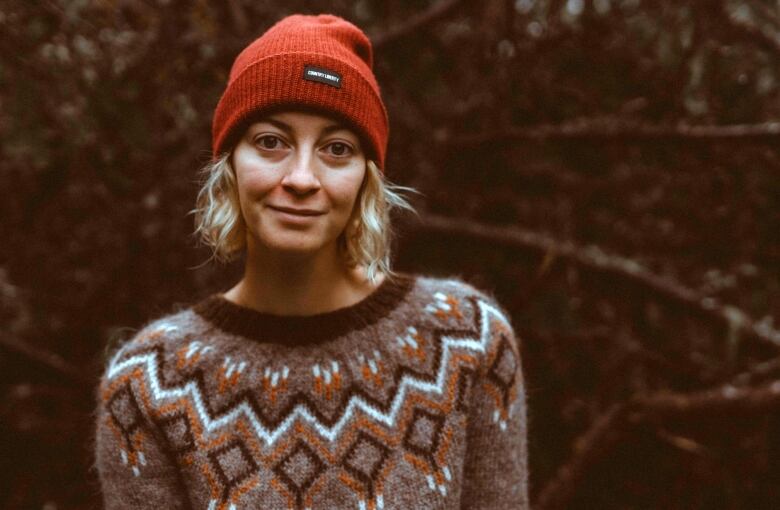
[94,343,190,509]
[460,300,529,510]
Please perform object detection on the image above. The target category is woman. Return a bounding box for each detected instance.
[95,13,528,510]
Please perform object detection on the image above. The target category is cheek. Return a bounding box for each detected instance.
[237,169,277,200]
[330,171,365,209]
[233,169,277,227]
[231,146,278,198]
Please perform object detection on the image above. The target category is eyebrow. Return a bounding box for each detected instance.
[259,118,349,137]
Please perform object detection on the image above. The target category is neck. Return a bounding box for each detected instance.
[224,238,382,316]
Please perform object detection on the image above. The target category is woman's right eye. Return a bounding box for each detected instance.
[255,135,283,150]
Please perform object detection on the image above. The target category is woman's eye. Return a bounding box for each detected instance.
[256,135,283,150]
[326,142,352,157]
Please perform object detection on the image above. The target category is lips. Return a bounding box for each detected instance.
[268,205,325,216]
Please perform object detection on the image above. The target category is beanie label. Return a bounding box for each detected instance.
[303,65,342,88]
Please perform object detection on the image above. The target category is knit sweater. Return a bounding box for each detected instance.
[94,273,528,510]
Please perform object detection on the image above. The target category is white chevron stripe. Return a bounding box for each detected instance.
[107,300,510,447]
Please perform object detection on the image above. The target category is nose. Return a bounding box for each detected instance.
[280,148,321,194]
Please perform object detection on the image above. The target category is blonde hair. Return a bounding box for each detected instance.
[192,154,416,284]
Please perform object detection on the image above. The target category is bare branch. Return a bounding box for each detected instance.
[718,2,780,57]
[732,356,780,387]
[442,120,780,147]
[372,0,464,50]
[749,1,780,26]
[0,331,92,387]
[534,403,635,510]
[640,379,780,416]
[534,377,780,510]
[654,427,712,457]
[408,214,780,350]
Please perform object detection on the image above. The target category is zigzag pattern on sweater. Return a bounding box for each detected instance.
[101,290,521,509]
[105,296,513,447]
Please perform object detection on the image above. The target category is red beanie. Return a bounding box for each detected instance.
[212,14,389,171]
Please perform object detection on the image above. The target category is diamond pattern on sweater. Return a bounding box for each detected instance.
[273,439,327,508]
[98,280,527,509]
[341,430,391,497]
[403,407,445,460]
[207,438,259,501]
[108,382,144,441]
[487,334,519,409]
[156,411,196,455]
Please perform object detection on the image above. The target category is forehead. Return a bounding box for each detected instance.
[251,110,357,137]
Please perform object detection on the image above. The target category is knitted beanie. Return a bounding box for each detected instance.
[212,14,389,170]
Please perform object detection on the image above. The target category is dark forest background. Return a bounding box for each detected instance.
[1,0,779,508]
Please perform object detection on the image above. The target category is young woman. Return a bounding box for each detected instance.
[95,13,528,510]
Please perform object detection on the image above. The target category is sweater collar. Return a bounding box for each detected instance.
[191,273,416,345]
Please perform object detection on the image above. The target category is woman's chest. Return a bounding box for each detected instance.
[155,329,481,509]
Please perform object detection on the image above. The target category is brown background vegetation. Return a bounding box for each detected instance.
[0,0,778,508]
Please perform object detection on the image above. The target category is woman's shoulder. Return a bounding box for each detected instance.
[404,272,514,329]
[401,273,519,372]
[411,273,505,308]
[127,306,203,347]
[99,301,213,377]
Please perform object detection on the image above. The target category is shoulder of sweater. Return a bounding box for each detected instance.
[415,274,507,312]
[130,307,205,347]
[415,274,521,363]
[100,306,209,380]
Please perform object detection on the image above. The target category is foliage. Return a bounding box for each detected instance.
[0,0,778,508]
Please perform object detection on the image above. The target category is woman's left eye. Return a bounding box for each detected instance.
[325,142,352,157]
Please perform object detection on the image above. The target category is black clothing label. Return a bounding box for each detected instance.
[303,65,342,88]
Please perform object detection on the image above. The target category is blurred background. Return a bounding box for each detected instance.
[1,0,778,508]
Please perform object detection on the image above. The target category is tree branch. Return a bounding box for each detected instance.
[534,402,635,510]
[534,377,780,509]
[408,214,780,350]
[372,0,464,50]
[441,120,780,147]
[732,356,780,387]
[718,1,780,57]
[640,379,780,416]
[0,331,92,387]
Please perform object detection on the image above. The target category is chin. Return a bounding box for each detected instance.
[270,243,323,255]
[247,221,346,257]
[257,232,333,256]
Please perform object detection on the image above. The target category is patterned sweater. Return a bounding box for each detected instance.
[94,273,529,509]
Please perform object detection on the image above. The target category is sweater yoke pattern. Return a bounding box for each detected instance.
[97,276,527,510]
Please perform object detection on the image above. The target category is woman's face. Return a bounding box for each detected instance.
[231,110,366,257]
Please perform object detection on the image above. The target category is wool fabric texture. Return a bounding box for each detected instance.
[212,14,389,170]
[95,274,529,509]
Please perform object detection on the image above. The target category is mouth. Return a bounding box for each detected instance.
[268,205,326,217]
